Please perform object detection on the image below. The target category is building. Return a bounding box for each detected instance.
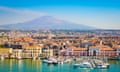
[114,45,120,56]
[60,46,88,56]
[22,45,42,58]
[89,45,115,56]
[12,49,22,58]
[0,48,12,57]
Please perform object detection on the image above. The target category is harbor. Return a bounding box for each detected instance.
[0,58,120,72]
[42,56,110,69]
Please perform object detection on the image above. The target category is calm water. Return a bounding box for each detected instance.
[0,59,120,72]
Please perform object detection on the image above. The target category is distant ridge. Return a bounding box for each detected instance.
[0,16,96,30]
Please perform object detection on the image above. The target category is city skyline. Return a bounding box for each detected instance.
[0,0,120,29]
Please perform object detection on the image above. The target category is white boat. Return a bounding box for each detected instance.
[47,60,53,64]
[52,60,58,64]
[17,56,22,60]
[0,56,4,60]
[104,63,110,66]
[48,57,59,64]
[64,59,71,63]
[58,61,63,64]
[79,61,92,68]
[43,58,58,64]
[33,57,37,60]
[94,60,109,69]
[43,59,48,63]
[73,63,81,67]
[57,59,64,64]
[96,63,108,69]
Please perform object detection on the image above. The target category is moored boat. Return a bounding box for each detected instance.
[43,57,58,64]
[47,60,53,64]
[43,59,48,63]
[94,59,109,69]
[73,63,81,67]
[79,61,92,68]
[17,56,22,60]
[0,56,4,60]
[33,57,37,60]
[96,63,108,69]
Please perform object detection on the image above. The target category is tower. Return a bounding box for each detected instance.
[100,40,103,45]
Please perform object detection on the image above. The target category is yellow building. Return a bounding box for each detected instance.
[22,45,42,58]
[0,48,12,57]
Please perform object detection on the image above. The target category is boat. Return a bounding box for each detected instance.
[73,57,92,68]
[57,58,65,64]
[48,57,58,64]
[47,60,53,64]
[96,63,108,69]
[17,56,22,60]
[43,57,58,64]
[43,59,48,63]
[33,57,37,60]
[64,58,72,63]
[52,60,58,64]
[73,63,81,67]
[0,56,4,60]
[79,61,92,68]
[94,59,109,69]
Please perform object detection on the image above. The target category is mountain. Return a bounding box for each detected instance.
[0,16,96,30]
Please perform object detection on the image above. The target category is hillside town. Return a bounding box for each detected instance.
[0,30,120,59]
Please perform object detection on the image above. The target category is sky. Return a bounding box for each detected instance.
[0,0,120,29]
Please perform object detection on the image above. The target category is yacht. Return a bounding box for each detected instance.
[96,63,108,69]
[0,56,4,60]
[94,59,109,69]
[17,56,22,60]
[33,57,37,60]
[47,60,53,64]
[43,57,58,64]
[73,63,81,67]
[64,58,72,63]
[79,61,92,68]
[43,59,48,63]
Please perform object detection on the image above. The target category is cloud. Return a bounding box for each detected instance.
[0,6,47,25]
[0,6,46,16]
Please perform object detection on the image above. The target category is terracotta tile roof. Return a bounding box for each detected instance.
[90,45,114,51]
[114,45,120,49]
[23,37,33,41]
[46,41,58,46]
[68,46,87,51]
[60,49,66,52]
[90,46,99,48]
[25,46,41,49]
[14,38,22,41]
[74,48,88,51]
[14,37,33,42]
[100,47,114,51]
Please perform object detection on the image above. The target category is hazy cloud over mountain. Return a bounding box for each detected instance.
[0,6,46,25]
[0,15,96,30]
